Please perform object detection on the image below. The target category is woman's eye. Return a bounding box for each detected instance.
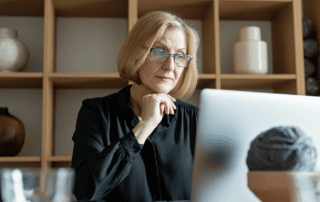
[155,49,166,56]
[176,54,185,60]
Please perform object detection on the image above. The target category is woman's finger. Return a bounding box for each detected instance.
[167,94,176,103]
[160,103,165,113]
[155,93,176,115]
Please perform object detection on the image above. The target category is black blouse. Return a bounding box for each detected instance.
[71,85,199,202]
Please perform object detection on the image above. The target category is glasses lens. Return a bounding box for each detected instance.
[151,48,168,62]
[175,54,187,67]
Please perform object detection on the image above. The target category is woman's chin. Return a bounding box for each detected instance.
[154,84,173,94]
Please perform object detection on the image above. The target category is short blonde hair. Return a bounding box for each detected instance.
[117,11,200,99]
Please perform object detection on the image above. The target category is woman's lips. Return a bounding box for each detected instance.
[156,76,172,81]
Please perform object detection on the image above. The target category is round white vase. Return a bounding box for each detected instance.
[0,28,29,72]
[233,26,268,74]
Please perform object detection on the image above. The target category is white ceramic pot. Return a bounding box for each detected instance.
[233,26,268,74]
[0,28,29,72]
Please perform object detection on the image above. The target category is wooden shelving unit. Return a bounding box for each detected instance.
[1,0,316,170]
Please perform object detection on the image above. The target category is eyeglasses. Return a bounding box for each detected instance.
[150,48,192,68]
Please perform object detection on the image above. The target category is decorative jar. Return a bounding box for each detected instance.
[233,26,268,74]
[0,107,25,156]
[0,28,29,72]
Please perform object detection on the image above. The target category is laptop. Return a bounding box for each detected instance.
[190,89,320,202]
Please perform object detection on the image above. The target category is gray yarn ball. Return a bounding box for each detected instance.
[304,58,316,77]
[246,126,317,171]
[303,19,313,38]
[304,39,319,58]
[306,77,319,95]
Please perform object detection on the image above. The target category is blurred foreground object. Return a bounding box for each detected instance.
[1,168,74,202]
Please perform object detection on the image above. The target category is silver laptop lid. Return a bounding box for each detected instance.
[190,89,320,202]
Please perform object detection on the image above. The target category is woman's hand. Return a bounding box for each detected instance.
[141,93,176,127]
[132,93,176,144]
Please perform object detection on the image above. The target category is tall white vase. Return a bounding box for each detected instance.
[233,26,268,74]
[0,28,29,72]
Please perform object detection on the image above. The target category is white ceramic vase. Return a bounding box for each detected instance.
[0,28,29,72]
[233,26,268,74]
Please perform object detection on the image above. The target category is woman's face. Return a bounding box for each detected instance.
[138,28,187,94]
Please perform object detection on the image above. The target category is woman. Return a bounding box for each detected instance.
[71,11,200,202]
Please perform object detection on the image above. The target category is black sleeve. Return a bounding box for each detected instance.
[189,106,199,156]
[71,99,142,201]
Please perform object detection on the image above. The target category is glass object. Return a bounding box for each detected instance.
[1,168,74,202]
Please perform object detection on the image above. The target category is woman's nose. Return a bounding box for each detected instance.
[163,55,175,71]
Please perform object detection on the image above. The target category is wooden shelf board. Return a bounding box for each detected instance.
[49,73,217,89]
[49,156,72,162]
[138,0,213,19]
[0,156,41,162]
[49,72,129,89]
[220,74,296,79]
[53,0,128,18]
[0,72,43,88]
[219,0,291,21]
[220,74,297,89]
[0,0,44,17]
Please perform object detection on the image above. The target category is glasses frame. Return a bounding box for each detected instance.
[150,48,193,67]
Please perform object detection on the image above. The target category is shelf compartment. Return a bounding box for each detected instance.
[138,0,213,19]
[0,156,41,162]
[49,73,129,89]
[219,0,291,21]
[198,74,216,89]
[0,73,43,88]
[0,89,43,156]
[220,74,297,94]
[219,0,302,80]
[0,0,44,17]
[52,0,128,18]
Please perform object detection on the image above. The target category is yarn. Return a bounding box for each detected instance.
[246,126,317,171]
[303,19,313,38]
[304,39,319,58]
[304,58,316,77]
[306,77,320,95]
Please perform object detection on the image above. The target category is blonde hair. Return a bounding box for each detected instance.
[117,11,200,99]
